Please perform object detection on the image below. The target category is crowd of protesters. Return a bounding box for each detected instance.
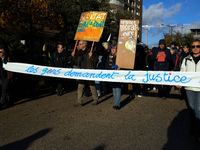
[0,38,193,108]
[1,37,200,141]
[62,38,196,111]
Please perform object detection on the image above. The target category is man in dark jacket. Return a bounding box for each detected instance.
[51,43,67,96]
[151,39,175,99]
[71,40,98,107]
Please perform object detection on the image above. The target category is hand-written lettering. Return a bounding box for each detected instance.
[142,72,192,83]
[41,68,61,76]
[25,66,39,73]
[79,20,105,28]
[124,71,136,81]
[142,73,162,83]
[89,13,107,20]
[77,28,85,32]
[64,69,119,79]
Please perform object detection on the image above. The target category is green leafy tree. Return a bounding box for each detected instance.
[164,30,194,47]
[53,0,110,45]
[0,0,64,53]
[0,33,27,62]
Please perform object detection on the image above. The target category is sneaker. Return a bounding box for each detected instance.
[73,103,83,107]
[60,90,63,95]
[137,92,143,97]
[97,93,101,97]
[91,101,98,106]
[137,94,143,98]
[57,91,61,96]
[113,106,120,110]
[130,94,135,99]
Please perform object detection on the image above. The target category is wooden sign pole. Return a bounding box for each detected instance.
[90,41,95,53]
[73,40,78,53]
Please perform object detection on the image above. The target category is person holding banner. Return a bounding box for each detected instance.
[51,43,67,96]
[177,39,200,140]
[105,43,121,110]
[0,46,12,108]
[72,40,99,107]
[95,42,110,96]
[151,39,176,100]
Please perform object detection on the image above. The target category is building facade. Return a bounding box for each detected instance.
[109,0,143,42]
[190,28,200,40]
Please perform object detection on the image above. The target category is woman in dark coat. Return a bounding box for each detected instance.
[105,44,121,110]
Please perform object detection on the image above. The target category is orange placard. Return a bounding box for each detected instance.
[116,19,139,69]
[74,11,107,42]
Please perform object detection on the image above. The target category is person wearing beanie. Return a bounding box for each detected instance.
[102,42,109,51]
[169,41,180,92]
[159,39,166,45]
[151,39,176,100]
[95,41,110,97]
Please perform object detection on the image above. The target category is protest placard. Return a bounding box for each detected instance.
[74,11,107,42]
[116,19,139,69]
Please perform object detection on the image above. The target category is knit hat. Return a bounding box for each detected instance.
[111,43,117,49]
[159,39,166,45]
[102,42,108,47]
[171,41,177,46]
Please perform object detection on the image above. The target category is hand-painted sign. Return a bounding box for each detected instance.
[74,11,107,42]
[116,19,139,69]
[3,62,200,88]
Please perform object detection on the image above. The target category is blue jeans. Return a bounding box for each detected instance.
[112,84,121,107]
[186,90,200,137]
[95,81,101,94]
[95,81,107,94]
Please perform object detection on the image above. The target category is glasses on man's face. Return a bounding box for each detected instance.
[78,43,83,46]
[191,45,200,49]
[0,51,2,53]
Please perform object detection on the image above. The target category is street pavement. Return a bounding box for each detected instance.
[1,85,200,150]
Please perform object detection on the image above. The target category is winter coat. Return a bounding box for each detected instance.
[180,54,200,91]
[95,45,109,69]
[77,47,98,69]
[134,46,146,70]
[151,48,174,71]
[0,56,13,80]
[51,51,67,68]
[105,52,116,70]
[105,52,120,86]
[174,51,190,71]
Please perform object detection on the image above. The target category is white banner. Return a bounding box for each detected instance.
[3,62,200,88]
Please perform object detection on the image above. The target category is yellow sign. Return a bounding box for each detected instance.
[74,11,107,42]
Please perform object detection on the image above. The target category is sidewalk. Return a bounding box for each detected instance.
[0,88,200,150]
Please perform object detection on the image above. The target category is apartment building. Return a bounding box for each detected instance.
[109,0,143,41]
[190,28,200,40]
